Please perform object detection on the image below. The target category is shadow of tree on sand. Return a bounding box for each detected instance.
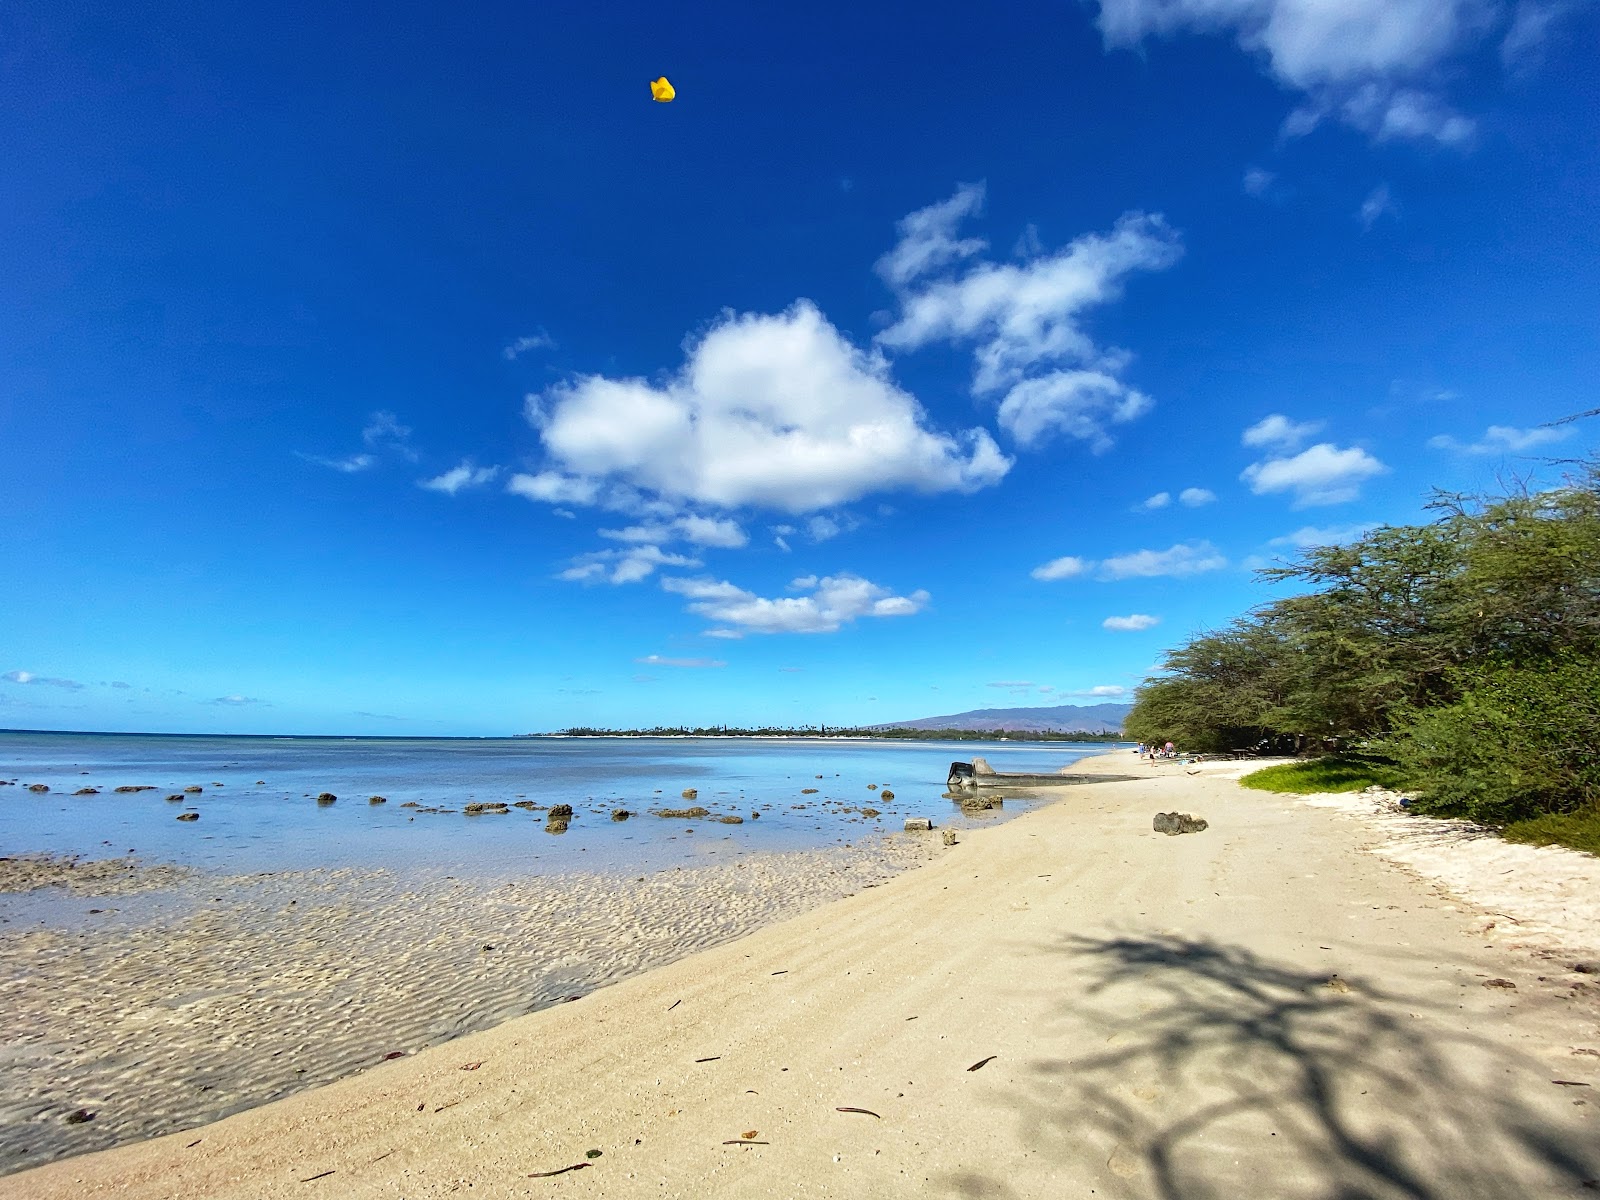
[971,934,1598,1199]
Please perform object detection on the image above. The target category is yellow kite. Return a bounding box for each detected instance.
[650,76,675,102]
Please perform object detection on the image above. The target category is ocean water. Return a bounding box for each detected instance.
[0,731,1124,880]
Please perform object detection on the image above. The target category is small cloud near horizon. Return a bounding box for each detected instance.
[3,670,83,690]
[209,695,268,706]
[635,655,727,668]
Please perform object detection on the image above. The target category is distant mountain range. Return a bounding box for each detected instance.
[872,702,1133,734]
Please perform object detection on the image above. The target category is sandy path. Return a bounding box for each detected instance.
[7,757,1599,1199]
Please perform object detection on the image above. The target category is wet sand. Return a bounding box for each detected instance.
[0,839,931,1175]
[5,755,1600,1198]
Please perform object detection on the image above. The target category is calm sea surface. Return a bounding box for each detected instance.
[0,731,1125,880]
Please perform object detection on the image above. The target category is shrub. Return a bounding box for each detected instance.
[1383,655,1600,825]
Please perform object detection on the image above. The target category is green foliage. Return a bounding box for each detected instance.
[1238,756,1408,795]
[1383,655,1600,824]
[1502,810,1600,857]
[1130,463,1600,769]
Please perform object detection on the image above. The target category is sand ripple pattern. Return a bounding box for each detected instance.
[0,840,930,1174]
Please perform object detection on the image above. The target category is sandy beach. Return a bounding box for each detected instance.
[6,753,1599,1198]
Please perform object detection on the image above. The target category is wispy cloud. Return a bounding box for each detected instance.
[503,330,556,360]
[1428,425,1571,455]
[1242,166,1276,196]
[419,462,500,495]
[634,655,727,668]
[1099,542,1228,580]
[1358,183,1398,231]
[559,545,702,585]
[362,410,416,460]
[296,451,375,473]
[1094,0,1512,146]
[3,669,83,690]
[209,695,267,706]
[599,516,748,549]
[877,186,1181,451]
[1103,613,1161,631]
[661,573,930,637]
[1178,487,1216,507]
[1136,491,1172,512]
[1269,524,1376,549]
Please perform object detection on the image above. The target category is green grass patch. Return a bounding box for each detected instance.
[1239,756,1408,795]
[1501,810,1600,857]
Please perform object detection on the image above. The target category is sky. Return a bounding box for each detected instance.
[2,0,1597,736]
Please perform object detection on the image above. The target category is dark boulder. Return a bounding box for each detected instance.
[1153,812,1208,835]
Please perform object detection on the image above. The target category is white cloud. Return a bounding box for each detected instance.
[878,199,1180,450]
[297,451,376,473]
[419,462,500,495]
[1242,166,1277,195]
[1179,486,1217,507]
[209,695,266,706]
[362,410,417,461]
[523,302,1010,514]
[1099,541,1228,580]
[1242,443,1388,507]
[634,655,726,668]
[1031,555,1091,581]
[1358,183,1398,230]
[559,545,702,585]
[1269,524,1376,548]
[806,515,845,542]
[1069,685,1132,698]
[1137,491,1173,511]
[599,516,749,548]
[874,183,989,289]
[661,572,930,636]
[503,330,555,360]
[1094,0,1501,146]
[988,679,1036,689]
[3,669,82,690]
[1242,413,1324,452]
[506,472,601,506]
[1103,613,1162,632]
[1427,424,1571,454]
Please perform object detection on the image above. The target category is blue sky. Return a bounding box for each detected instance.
[3,0,1597,735]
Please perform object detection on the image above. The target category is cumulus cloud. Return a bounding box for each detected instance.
[1099,542,1229,580]
[519,302,1009,515]
[1242,414,1324,452]
[1103,613,1162,631]
[1242,443,1389,507]
[878,200,1181,450]
[1137,491,1173,511]
[1069,684,1131,698]
[1093,0,1512,146]
[1031,555,1091,581]
[1179,487,1217,507]
[1269,524,1376,548]
[1427,424,1571,454]
[419,462,500,495]
[503,330,555,360]
[3,669,82,690]
[560,545,702,585]
[661,572,930,637]
[600,516,748,548]
[1358,183,1398,230]
[635,655,727,668]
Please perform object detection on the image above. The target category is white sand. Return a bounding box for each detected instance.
[5,756,1598,1199]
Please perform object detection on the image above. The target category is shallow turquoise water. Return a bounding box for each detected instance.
[0,731,1125,879]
